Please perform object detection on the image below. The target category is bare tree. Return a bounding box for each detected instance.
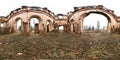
[97,21,100,30]
[92,26,94,30]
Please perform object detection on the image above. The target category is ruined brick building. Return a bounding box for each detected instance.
[0,5,120,35]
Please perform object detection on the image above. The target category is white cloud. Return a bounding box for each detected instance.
[0,0,120,16]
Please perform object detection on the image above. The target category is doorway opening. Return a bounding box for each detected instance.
[30,17,40,33]
[59,26,64,32]
[16,18,22,32]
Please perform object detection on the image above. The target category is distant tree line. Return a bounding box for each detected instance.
[84,21,100,31]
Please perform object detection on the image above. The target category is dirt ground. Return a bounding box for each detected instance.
[0,31,120,60]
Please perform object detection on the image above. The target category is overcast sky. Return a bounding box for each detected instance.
[0,0,120,29]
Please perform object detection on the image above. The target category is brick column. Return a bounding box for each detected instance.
[13,23,17,33]
[49,23,54,32]
[21,22,30,35]
[77,20,82,34]
[70,23,74,32]
[107,22,111,33]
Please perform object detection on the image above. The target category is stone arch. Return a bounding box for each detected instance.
[80,11,114,23]
[14,17,22,33]
[6,6,55,35]
[47,20,51,25]
[58,14,64,19]
[69,6,118,34]
[29,15,42,22]
[83,13,108,31]
[46,19,54,32]
[29,15,42,34]
[69,19,77,32]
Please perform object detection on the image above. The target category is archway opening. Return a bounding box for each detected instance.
[83,13,108,32]
[58,15,63,19]
[47,20,51,32]
[30,17,40,33]
[0,23,4,27]
[69,19,76,32]
[59,26,64,32]
[16,18,22,32]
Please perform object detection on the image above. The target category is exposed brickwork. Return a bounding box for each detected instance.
[0,5,120,35]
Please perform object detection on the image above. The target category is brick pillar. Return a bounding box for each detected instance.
[74,23,78,33]
[21,22,30,35]
[39,23,45,35]
[107,22,111,33]
[71,23,74,32]
[35,23,39,33]
[81,20,83,33]
[77,20,82,34]
[0,22,1,27]
[14,23,17,32]
[49,23,54,32]
[11,23,17,33]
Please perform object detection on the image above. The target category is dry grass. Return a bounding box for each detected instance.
[0,32,120,60]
